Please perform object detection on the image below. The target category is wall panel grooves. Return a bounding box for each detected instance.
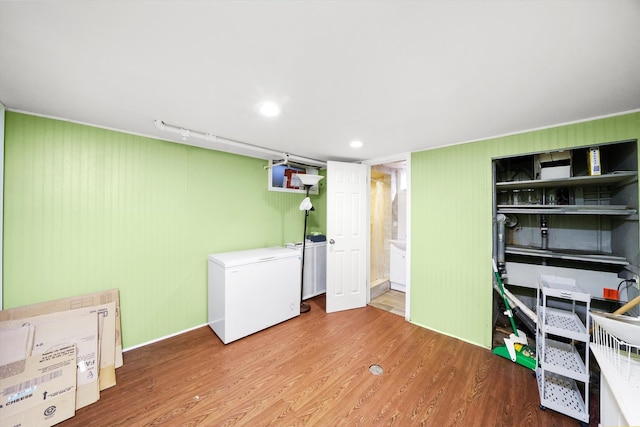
[3,113,325,348]
[410,112,640,348]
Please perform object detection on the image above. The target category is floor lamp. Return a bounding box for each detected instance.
[295,174,324,313]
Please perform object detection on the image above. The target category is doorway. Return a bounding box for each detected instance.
[366,156,410,319]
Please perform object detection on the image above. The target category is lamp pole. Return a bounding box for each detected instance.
[295,173,324,314]
[300,183,312,313]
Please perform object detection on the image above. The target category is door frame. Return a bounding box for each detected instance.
[0,103,5,310]
[363,153,411,321]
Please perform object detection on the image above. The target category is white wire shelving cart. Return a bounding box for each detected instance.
[536,275,590,425]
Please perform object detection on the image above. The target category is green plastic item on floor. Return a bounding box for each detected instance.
[492,259,537,370]
[492,343,537,370]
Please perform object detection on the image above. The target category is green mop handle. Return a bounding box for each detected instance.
[492,259,519,337]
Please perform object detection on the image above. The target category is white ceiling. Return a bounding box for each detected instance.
[1,1,639,164]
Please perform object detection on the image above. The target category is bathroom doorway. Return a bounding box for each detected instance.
[367,157,410,319]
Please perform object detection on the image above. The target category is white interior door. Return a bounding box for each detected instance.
[326,161,369,313]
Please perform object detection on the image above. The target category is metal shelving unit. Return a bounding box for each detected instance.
[496,171,638,269]
[492,140,640,300]
[536,275,590,425]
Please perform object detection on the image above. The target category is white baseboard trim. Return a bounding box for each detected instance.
[123,323,209,353]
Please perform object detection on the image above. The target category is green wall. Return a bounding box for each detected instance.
[2,112,326,348]
[410,112,640,349]
[5,110,639,352]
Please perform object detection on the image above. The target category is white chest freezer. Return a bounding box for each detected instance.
[208,246,301,344]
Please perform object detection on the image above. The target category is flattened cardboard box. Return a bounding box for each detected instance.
[0,288,122,389]
[0,309,101,410]
[0,344,77,427]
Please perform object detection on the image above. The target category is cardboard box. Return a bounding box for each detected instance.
[0,344,77,427]
[0,308,102,409]
[0,300,118,392]
[0,288,122,389]
[0,324,34,367]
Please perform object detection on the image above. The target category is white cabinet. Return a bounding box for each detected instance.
[536,275,590,425]
[208,247,301,344]
[286,241,326,300]
[267,161,320,194]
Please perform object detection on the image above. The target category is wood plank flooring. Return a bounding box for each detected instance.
[60,295,579,426]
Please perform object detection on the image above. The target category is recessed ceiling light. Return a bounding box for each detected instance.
[258,101,281,117]
[350,140,363,148]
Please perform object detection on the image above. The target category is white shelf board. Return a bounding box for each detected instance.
[538,338,588,382]
[539,306,589,342]
[536,369,589,424]
[507,246,629,266]
[496,171,637,190]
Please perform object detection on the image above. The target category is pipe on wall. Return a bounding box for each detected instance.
[154,120,327,169]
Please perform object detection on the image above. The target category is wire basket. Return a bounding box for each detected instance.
[590,312,640,425]
[592,322,640,381]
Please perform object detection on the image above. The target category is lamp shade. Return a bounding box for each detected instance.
[295,174,324,187]
[299,197,312,211]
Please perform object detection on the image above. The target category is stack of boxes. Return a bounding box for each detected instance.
[0,289,122,426]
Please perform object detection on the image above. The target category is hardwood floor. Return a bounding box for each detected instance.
[60,295,579,426]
